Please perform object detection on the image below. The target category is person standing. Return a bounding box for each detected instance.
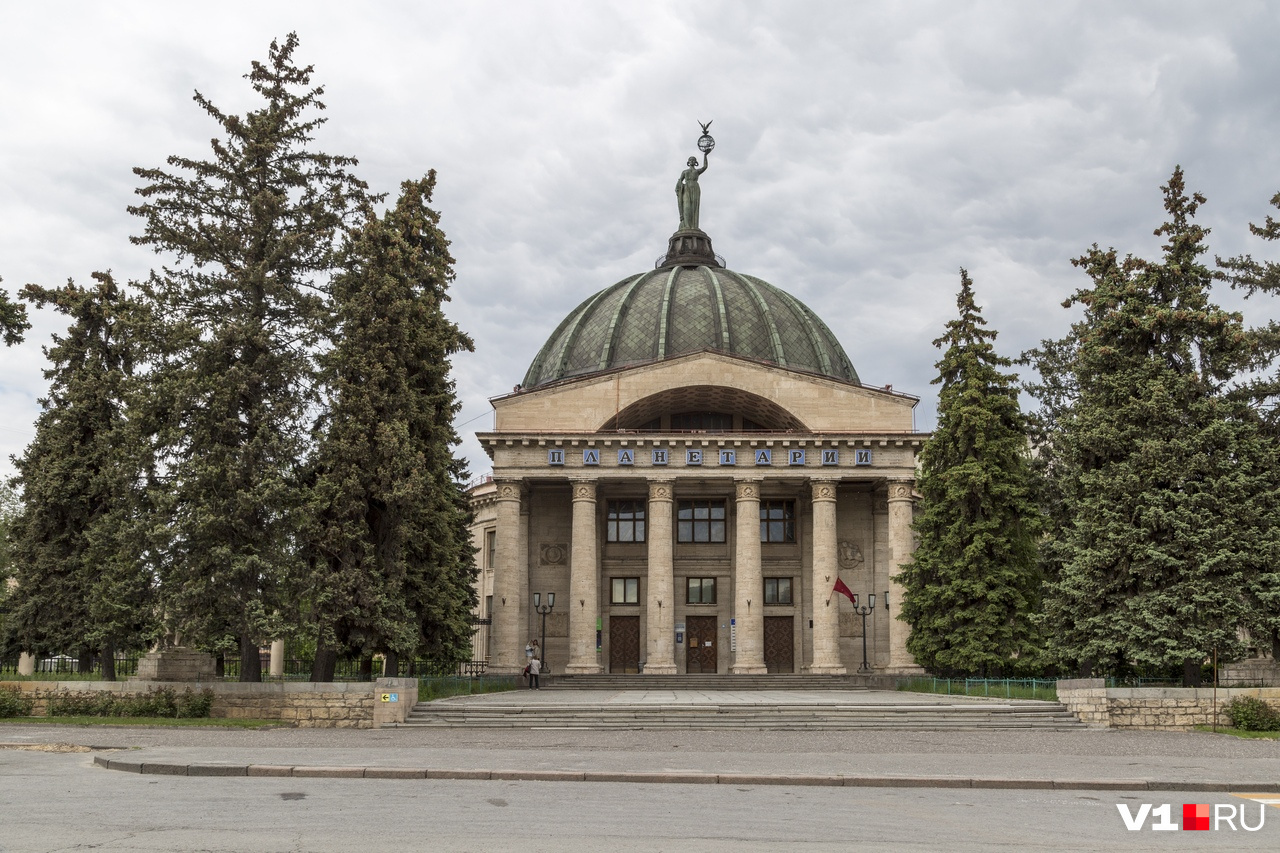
[528,655,541,690]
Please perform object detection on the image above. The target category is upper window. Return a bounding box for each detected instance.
[677,499,726,543]
[760,501,796,543]
[485,529,496,569]
[764,577,793,605]
[687,577,717,604]
[611,577,640,605]
[670,412,733,432]
[607,500,646,543]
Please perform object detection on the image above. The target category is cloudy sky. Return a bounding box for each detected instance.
[3,1,1280,483]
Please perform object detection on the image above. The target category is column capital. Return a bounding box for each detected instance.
[494,479,524,502]
[887,479,915,503]
[569,479,597,502]
[810,479,839,503]
[734,478,762,501]
[648,478,675,502]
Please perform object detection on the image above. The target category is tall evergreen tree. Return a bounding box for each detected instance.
[128,34,368,680]
[2,274,154,679]
[1220,189,1280,659]
[306,174,477,680]
[0,277,30,346]
[1031,168,1280,684]
[899,270,1041,675]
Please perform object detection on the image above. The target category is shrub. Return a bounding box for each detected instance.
[1224,696,1280,732]
[46,688,214,719]
[0,686,33,718]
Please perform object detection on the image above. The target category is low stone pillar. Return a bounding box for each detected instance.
[1056,678,1110,727]
[17,652,35,676]
[134,647,216,682]
[269,640,285,678]
[372,677,419,728]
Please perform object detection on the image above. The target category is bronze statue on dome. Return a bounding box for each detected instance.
[675,120,714,231]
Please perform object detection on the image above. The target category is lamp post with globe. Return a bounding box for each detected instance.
[533,593,554,675]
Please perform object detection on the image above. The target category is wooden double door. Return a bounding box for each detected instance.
[764,616,795,673]
[685,615,718,673]
[609,615,640,673]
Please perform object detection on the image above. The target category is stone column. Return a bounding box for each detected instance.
[269,639,285,678]
[887,479,923,673]
[731,478,766,674]
[644,478,677,674]
[808,479,846,674]
[489,480,526,674]
[566,479,603,674]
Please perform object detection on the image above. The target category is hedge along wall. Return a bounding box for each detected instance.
[1057,678,1280,730]
[0,677,418,729]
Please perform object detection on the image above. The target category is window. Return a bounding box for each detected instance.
[607,500,647,543]
[677,499,726,543]
[612,577,639,605]
[670,412,733,431]
[485,530,496,569]
[760,501,796,543]
[764,577,792,605]
[687,577,717,604]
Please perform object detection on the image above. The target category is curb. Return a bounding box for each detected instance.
[89,756,1280,792]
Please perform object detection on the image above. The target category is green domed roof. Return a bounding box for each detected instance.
[523,265,860,388]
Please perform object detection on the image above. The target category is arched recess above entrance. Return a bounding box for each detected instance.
[599,385,809,432]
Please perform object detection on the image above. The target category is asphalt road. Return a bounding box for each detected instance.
[2,749,1278,852]
[3,724,1280,851]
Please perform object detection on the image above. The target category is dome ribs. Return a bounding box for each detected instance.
[597,271,655,372]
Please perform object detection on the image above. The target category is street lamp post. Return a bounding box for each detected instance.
[853,593,877,673]
[533,592,554,675]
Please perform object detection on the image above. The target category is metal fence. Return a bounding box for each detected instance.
[0,653,142,677]
[897,677,1059,700]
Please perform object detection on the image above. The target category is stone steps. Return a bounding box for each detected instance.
[397,702,1085,730]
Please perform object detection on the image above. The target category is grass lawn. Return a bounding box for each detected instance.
[1,716,282,729]
[1194,725,1280,739]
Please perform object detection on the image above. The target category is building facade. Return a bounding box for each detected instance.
[469,189,927,677]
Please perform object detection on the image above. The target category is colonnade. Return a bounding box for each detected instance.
[488,476,916,675]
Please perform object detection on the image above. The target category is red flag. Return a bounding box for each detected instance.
[831,578,857,606]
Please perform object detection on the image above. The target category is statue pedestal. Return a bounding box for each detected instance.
[660,229,721,269]
[133,647,216,682]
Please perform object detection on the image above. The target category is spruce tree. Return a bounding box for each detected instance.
[1220,189,1280,660]
[0,277,30,345]
[128,34,368,680]
[2,274,154,679]
[306,174,477,679]
[1032,168,1279,683]
[899,270,1041,675]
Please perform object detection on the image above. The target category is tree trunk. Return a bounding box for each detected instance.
[1182,658,1202,688]
[101,639,117,682]
[77,647,94,676]
[215,653,225,678]
[383,651,400,679]
[358,656,373,682]
[311,647,337,682]
[239,635,262,683]
[1077,659,1094,679]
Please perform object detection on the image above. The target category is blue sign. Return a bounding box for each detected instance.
[583,449,600,465]
[822,449,839,466]
[686,449,703,466]
[855,449,872,466]
[548,449,565,466]
[652,449,668,466]
[719,449,736,466]
[788,449,806,466]
[755,449,772,466]
[618,449,634,465]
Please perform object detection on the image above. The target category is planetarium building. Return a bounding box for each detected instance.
[470,147,927,677]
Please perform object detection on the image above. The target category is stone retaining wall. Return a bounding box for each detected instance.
[0,677,417,729]
[1057,678,1280,730]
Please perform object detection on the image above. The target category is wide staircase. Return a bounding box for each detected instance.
[397,674,1085,730]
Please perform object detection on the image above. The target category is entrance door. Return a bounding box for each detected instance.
[609,616,640,674]
[685,615,718,673]
[764,616,795,673]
